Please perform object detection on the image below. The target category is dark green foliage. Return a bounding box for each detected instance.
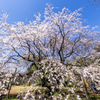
[1,94,18,100]
[90,95,100,99]
[54,93,59,96]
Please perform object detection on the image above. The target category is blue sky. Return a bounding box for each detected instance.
[0,0,100,29]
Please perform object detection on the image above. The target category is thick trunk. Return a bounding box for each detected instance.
[41,77,52,96]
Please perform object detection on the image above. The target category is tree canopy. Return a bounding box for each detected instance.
[0,4,100,100]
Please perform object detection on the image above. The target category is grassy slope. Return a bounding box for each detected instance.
[2,86,100,100]
[3,85,47,94]
[10,85,30,94]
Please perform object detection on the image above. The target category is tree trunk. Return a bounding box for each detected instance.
[81,76,91,100]
[7,68,17,100]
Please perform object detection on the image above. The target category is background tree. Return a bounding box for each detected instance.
[87,0,100,7]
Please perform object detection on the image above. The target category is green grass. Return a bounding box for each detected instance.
[2,96,18,100]
[3,99,18,100]
[90,95,100,99]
